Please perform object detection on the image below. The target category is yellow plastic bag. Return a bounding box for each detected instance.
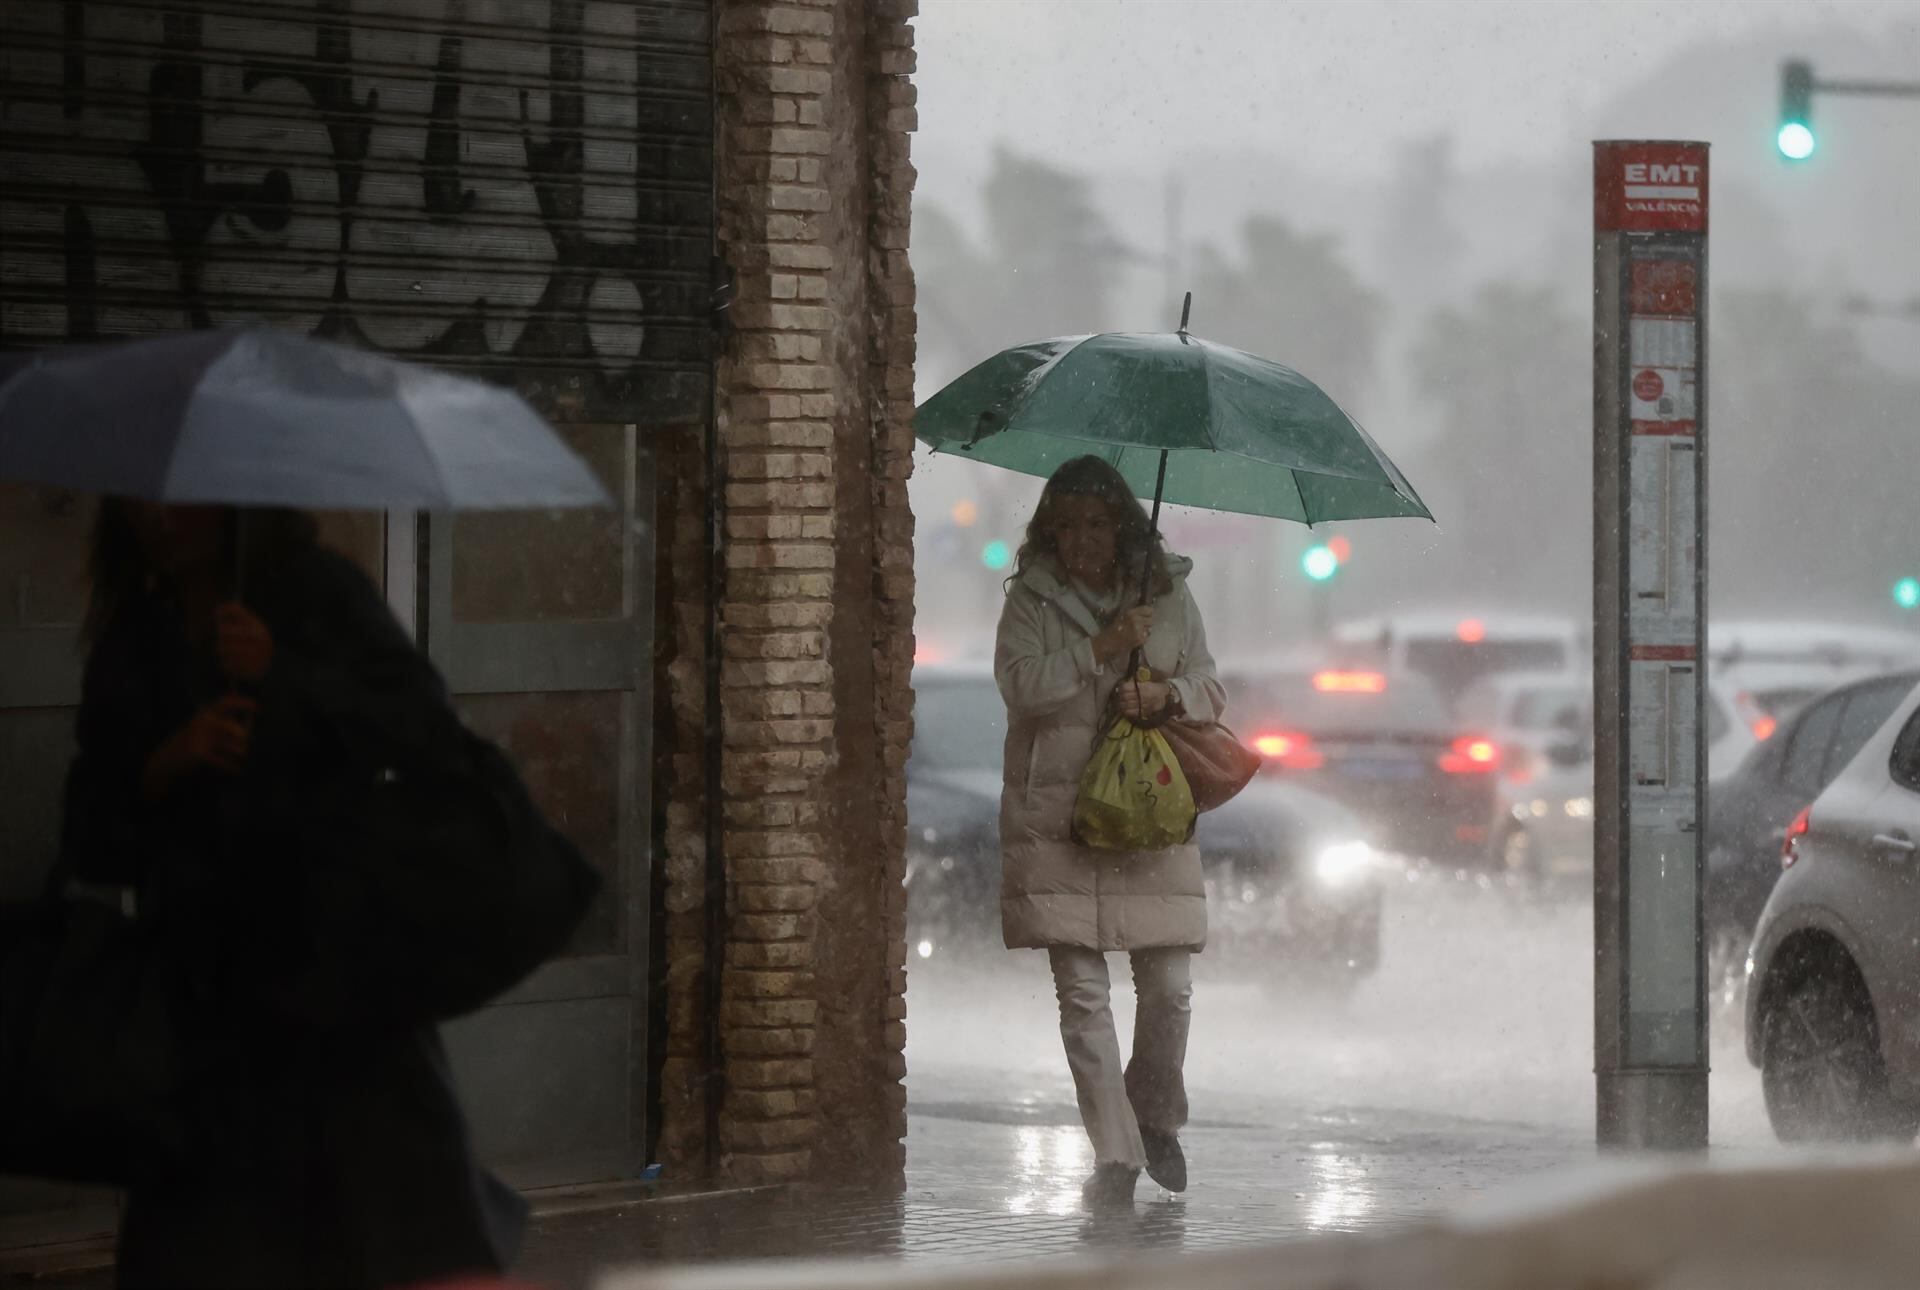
[1072,716,1197,852]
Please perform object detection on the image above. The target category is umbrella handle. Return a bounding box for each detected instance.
[1124,447,1171,676]
[1138,449,1168,607]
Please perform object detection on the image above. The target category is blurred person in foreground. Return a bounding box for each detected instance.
[59,501,524,1289]
[993,455,1227,1206]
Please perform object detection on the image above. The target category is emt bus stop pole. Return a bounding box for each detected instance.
[1592,141,1711,1149]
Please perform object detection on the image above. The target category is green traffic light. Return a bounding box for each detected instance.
[980,539,1011,571]
[1777,122,1815,160]
[1302,545,1338,582]
[1778,60,1815,161]
[1896,577,1920,611]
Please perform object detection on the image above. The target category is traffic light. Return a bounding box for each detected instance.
[1301,544,1338,582]
[1778,60,1815,160]
[980,538,1011,571]
[1896,577,1920,611]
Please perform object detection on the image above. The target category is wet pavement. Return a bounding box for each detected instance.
[517,1106,1584,1286]
[526,871,1789,1285]
[11,874,1798,1287]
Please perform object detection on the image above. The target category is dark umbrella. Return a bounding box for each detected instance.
[0,328,609,511]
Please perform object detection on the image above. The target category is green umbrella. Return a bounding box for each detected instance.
[917,296,1432,604]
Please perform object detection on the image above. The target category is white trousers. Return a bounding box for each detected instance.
[1047,947,1193,1169]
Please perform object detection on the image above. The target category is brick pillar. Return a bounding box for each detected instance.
[860,0,919,1179]
[657,0,915,1188]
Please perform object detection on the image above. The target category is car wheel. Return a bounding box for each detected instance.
[1761,958,1919,1144]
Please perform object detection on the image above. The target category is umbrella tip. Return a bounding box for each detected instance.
[1179,291,1192,333]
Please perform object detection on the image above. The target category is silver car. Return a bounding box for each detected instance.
[1744,676,1920,1141]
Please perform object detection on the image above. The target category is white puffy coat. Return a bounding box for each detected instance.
[993,553,1225,951]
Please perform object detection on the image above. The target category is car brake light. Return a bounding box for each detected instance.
[1253,731,1324,770]
[1439,736,1501,774]
[1312,670,1387,694]
[1736,691,1777,741]
[1782,805,1811,869]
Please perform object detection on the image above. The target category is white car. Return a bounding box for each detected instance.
[1458,671,1589,760]
[1711,620,1920,681]
[1329,612,1587,703]
[1702,626,1920,783]
[1704,676,1769,782]
[1711,620,1920,735]
[1744,676,1920,1141]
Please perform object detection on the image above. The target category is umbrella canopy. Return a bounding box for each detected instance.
[915,328,1431,525]
[0,328,610,510]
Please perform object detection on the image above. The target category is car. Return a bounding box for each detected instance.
[1744,675,1920,1142]
[904,665,1009,958]
[1711,620,1920,692]
[1195,777,1384,987]
[1704,676,1768,783]
[1708,621,1920,750]
[1708,670,1920,940]
[1457,671,1590,760]
[1222,665,1504,864]
[1330,612,1586,704]
[906,665,1385,982]
[1489,735,1594,887]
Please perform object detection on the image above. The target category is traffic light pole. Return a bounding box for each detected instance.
[1593,141,1711,1150]
[1778,59,1920,159]
[1803,76,1920,99]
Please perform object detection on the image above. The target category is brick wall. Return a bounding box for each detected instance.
[657,0,916,1187]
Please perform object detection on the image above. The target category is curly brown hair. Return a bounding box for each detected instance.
[1011,454,1171,600]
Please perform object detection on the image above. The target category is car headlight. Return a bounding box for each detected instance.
[1314,841,1375,887]
[1564,797,1594,819]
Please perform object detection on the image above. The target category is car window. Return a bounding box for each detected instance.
[910,678,1005,771]
[1402,639,1565,696]
[1780,695,1842,797]
[1824,680,1917,787]
[1893,709,1920,794]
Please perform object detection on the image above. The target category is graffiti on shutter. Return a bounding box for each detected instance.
[0,0,712,423]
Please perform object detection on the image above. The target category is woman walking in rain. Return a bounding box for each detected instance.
[994,455,1227,1206]
[58,501,529,1289]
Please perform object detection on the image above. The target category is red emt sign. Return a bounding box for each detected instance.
[1595,142,1708,233]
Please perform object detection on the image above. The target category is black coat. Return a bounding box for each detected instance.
[60,544,526,1290]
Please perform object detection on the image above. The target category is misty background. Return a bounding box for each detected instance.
[905,0,1920,664]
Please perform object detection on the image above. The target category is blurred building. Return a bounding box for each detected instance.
[0,0,917,1253]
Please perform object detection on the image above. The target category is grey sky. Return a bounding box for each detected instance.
[913,0,1920,376]
[917,1,1918,180]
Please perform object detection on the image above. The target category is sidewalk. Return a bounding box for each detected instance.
[517,1098,1594,1288]
[6,1099,1763,1289]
